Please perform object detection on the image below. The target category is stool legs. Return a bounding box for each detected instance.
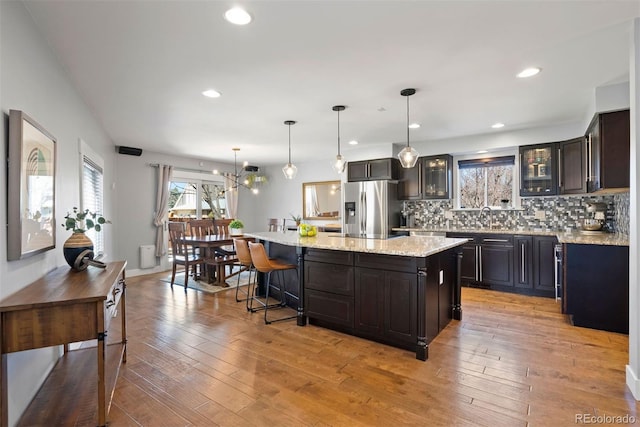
[235,264,252,303]
[263,270,297,325]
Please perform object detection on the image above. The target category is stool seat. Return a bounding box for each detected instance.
[248,241,298,324]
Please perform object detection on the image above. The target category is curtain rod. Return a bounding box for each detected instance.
[146,163,219,175]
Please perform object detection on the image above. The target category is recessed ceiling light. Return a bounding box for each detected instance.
[224,7,252,25]
[477,150,488,154]
[517,67,541,78]
[202,89,221,98]
[409,123,421,129]
[349,140,359,145]
[491,122,505,129]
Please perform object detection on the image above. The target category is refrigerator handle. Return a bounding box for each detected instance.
[359,191,365,234]
[362,191,367,233]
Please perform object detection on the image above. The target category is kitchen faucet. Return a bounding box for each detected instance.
[479,206,493,229]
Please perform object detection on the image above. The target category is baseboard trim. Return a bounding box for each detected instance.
[626,365,640,400]
[126,266,166,277]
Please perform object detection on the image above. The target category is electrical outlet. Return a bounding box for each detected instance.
[444,210,453,219]
[534,210,546,220]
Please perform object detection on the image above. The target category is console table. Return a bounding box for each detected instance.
[0,261,127,427]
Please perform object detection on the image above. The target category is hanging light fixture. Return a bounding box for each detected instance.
[331,105,347,173]
[213,148,265,194]
[398,88,419,168]
[282,120,298,179]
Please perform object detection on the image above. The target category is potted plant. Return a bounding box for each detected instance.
[61,207,110,268]
[229,219,244,236]
[290,213,302,226]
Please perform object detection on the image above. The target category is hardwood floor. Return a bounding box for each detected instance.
[104,272,637,426]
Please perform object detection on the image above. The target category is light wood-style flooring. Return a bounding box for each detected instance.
[106,272,638,426]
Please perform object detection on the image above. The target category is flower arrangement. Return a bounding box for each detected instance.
[62,207,110,233]
[229,219,244,229]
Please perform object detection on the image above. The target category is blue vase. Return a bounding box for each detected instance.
[63,232,94,269]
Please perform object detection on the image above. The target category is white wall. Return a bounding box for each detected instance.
[0,2,116,424]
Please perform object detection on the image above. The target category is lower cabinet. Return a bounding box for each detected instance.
[564,243,629,334]
[304,247,458,359]
[354,268,417,343]
[449,232,556,298]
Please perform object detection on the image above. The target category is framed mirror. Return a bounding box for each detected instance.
[303,180,341,220]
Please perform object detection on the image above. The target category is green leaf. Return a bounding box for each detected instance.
[95,224,101,232]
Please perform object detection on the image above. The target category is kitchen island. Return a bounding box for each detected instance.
[244,231,468,360]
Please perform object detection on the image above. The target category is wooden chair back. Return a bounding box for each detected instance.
[168,222,189,257]
[188,219,214,237]
[268,218,283,232]
[214,218,233,235]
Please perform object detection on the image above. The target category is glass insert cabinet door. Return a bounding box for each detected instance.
[422,154,452,199]
[519,143,558,196]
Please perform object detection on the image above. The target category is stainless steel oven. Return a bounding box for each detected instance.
[554,243,563,302]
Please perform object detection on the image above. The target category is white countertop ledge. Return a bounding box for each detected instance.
[244,231,469,258]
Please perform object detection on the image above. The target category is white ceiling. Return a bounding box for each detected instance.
[23,0,640,166]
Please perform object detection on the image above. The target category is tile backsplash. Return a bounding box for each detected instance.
[404,192,629,234]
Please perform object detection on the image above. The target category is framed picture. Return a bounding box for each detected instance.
[7,110,57,260]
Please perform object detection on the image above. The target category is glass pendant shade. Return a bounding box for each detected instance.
[282,162,298,179]
[398,88,419,168]
[398,146,419,168]
[332,105,347,174]
[282,120,297,179]
[332,154,346,173]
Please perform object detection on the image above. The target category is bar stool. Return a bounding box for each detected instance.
[233,238,254,305]
[248,242,297,324]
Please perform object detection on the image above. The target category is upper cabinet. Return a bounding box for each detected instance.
[586,109,630,192]
[347,158,399,182]
[519,143,558,196]
[559,137,587,194]
[520,139,586,196]
[398,154,452,200]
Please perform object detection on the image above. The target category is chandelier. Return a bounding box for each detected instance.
[213,148,266,194]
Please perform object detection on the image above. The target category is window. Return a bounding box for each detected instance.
[458,156,515,208]
[80,141,105,254]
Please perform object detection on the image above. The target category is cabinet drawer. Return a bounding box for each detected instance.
[305,289,354,328]
[304,248,354,265]
[355,253,417,273]
[479,234,513,246]
[305,261,354,295]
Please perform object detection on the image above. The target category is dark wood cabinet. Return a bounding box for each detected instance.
[532,236,557,295]
[514,236,533,289]
[447,233,513,289]
[513,235,557,297]
[398,154,452,200]
[520,139,586,196]
[586,109,630,191]
[520,143,558,196]
[347,158,399,182]
[304,250,354,328]
[559,137,587,194]
[563,243,629,334]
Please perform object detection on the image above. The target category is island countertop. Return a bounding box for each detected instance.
[244,231,469,257]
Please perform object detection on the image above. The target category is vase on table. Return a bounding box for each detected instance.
[63,232,94,268]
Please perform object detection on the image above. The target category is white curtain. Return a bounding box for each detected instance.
[153,165,173,257]
[224,173,238,219]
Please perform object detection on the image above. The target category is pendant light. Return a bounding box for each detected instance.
[398,88,419,168]
[282,120,298,179]
[332,105,347,173]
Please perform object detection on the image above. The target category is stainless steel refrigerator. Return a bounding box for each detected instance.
[342,180,401,239]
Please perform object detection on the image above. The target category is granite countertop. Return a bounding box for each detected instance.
[392,227,629,246]
[244,231,469,257]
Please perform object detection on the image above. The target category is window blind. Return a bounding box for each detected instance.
[82,155,104,254]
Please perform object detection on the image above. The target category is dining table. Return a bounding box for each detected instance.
[179,234,242,286]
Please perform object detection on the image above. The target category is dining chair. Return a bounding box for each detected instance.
[168,222,204,289]
[268,218,283,232]
[233,238,255,305]
[248,241,297,324]
[188,219,214,237]
[213,218,233,236]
